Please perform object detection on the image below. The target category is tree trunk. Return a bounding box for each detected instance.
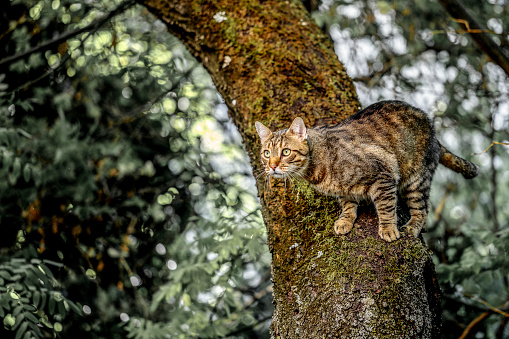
[140,0,442,337]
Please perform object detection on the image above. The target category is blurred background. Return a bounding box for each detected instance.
[0,0,507,338]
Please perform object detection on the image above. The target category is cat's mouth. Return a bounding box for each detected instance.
[268,168,285,178]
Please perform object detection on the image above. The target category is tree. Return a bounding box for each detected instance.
[141,0,442,337]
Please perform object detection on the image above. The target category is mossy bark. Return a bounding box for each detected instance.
[141,0,442,337]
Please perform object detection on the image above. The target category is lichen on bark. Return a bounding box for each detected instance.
[269,183,441,338]
[141,0,442,337]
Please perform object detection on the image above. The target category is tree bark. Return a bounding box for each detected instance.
[140,0,442,337]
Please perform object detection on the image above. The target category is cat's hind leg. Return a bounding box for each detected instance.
[370,178,400,242]
[401,174,432,238]
[334,198,358,235]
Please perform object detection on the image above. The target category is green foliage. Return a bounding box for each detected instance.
[0,0,271,338]
[0,258,82,338]
[124,318,170,339]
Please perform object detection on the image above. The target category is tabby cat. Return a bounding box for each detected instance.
[255,100,479,242]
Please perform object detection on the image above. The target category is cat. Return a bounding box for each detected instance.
[255,100,479,242]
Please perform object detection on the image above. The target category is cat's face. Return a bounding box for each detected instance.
[255,118,310,181]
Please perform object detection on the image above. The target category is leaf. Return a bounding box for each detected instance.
[57,299,67,318]
[27,321,43,336]
[12,312,24,330]
[182,293,191,307]
[31,167,42,186]
[31,266,49,285]
[39,291,47,310]
[157,193,172,205]
[40,316,53,329]
[3,313,15,327]
[0,270,12,280]
[48,296,55,315]
[24,311,39,325]
[42,259,64,268]
[86,269,97,280]
[15,321,28,339]
[65,299,83,316]
[22,304,36,312]
[9,157,21,185]
[54,322,63,332]
[38,264,55,280]
[33,291,40,309]
[10,291,20,300]
[23,164,31,182]
[377,0,393,14]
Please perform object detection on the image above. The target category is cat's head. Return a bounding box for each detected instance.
[254,118,310,180]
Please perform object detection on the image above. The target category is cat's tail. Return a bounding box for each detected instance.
[439,144,479,179]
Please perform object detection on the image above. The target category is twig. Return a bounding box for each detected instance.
[0,0,136,96]
[472,142,509,155]
[119,257,150,319]
[433,184,453,223]
[0,12,27,41]
[0,0,136,68]
[437,0,509,77]
[464,294,509,317]
[0,54,70,96]
[457,294,509,339]
[458,311,491,339]
[450,18,495,34]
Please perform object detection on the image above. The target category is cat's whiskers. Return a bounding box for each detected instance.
[254,170,267,181]
[288,167,306,181]
[285,173,296,192]
[291,174,300,190]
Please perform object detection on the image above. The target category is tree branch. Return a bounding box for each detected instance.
[458,311,491,339]
[0,0,136,69]
[471,141,509,155]
[437,0,509,77]
[463,294,509,317]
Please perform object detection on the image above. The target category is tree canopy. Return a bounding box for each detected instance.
[0,0,508,338]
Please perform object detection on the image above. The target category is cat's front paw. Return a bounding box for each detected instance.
[334,217,354,235]
[378,226,400,242]
[402,224,421,238]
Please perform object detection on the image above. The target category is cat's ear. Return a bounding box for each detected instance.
[287,117,307,141]
[255,121,273,141]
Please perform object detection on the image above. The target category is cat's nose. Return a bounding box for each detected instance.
[270,164,277,170]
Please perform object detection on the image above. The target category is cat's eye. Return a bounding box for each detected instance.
[263,150,270,158]
[282,148,291,156]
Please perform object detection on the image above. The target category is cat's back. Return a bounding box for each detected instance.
[316,100,438,181]
[336,100,430,131]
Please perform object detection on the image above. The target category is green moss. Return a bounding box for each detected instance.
[267,176,439,337]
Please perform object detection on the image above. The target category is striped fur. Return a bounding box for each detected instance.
[255,100,479,242]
